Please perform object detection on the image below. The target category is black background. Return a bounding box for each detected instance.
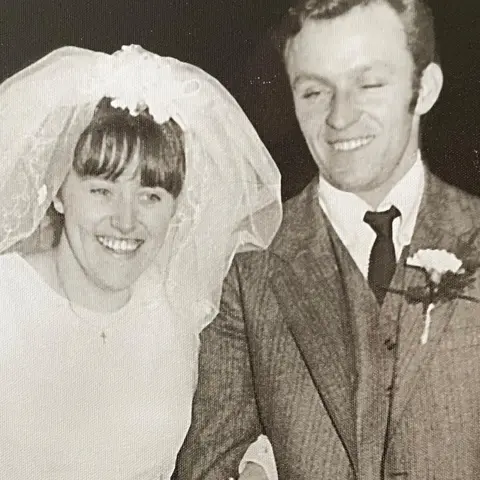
[1,0,479,200]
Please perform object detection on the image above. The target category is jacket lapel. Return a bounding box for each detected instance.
[269,178,358,473]
[388,173,475,440]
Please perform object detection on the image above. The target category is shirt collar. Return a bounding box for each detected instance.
[318,150,425,249]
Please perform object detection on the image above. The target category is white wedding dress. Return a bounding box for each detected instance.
[0,253,198,479]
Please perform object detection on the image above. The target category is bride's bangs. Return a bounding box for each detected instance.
[72,106,185,198]
[139,119,185,198]
[72,122,140,181]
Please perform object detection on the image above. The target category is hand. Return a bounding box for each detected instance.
[238,462,269,480]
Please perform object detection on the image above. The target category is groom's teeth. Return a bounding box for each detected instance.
[331,137,373,151]
[97,236,142,253]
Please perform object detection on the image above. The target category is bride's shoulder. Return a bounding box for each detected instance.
[0,251,57,312]
[23,249,54,273]
[1,250,56,288]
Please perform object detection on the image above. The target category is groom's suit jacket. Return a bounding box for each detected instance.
[176,169,480,480]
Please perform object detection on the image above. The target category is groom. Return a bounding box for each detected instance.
[177,0,480,478]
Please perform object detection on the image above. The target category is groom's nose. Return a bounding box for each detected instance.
[326,90,360,130]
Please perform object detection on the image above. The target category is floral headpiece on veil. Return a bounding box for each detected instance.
[0,45,282,330]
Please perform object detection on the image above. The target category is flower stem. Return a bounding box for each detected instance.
[421,303,435,345]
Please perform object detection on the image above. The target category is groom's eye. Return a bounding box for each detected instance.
[302,90,320,99]
[301,88,330,101]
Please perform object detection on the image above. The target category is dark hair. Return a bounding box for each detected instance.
[73,97,185,198]
[273,0,437,109]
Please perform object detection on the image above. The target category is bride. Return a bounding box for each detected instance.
[0,45,280,479]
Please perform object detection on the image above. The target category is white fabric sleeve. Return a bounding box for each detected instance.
[238,434,278,480]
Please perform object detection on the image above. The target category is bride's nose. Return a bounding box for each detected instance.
[111,198,137,234]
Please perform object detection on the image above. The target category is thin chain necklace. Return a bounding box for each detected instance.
[54,255,130,345]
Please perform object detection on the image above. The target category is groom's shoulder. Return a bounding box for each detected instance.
[271,177,319,247]
[233,179,318,271]
[431,174,480,222]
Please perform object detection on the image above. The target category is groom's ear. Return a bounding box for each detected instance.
[414,62,444,115]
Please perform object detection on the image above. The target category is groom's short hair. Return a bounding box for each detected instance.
[273,0,438,108]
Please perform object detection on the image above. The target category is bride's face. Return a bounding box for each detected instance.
[55,162,177,293]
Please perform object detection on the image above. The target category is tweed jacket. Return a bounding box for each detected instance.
[176,170,480,480]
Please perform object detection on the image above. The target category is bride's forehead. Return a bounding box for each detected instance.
[65,163,142,188]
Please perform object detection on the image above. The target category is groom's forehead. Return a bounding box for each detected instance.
[284,6,410,74]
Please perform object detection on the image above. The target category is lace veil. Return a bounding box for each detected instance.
[0,45,282,330]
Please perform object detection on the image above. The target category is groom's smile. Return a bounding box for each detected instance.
[328,135,375,152]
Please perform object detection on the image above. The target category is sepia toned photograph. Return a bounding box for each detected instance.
[1,0,479,478]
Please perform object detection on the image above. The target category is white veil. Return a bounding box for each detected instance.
[0,45,282,330]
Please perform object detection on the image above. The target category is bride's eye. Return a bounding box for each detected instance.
[147,193,162,202]
[361,83,385,89]
[139,191,162,203]
[90,188,111,197]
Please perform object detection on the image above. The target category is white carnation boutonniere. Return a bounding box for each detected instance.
[389,231,480,345]
[407,249,472,345]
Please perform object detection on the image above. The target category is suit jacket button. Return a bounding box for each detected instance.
[384,338,396,350]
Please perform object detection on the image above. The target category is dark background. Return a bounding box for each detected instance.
[1,0,479,200]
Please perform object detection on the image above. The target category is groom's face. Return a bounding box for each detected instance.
[285,2,422,198]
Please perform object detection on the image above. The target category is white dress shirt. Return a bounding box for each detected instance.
[318,151,425,279]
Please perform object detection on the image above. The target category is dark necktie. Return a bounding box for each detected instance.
[363,206,401,304]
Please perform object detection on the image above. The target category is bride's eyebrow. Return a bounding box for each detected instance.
[81,176,114,184]
[139,185,167,191]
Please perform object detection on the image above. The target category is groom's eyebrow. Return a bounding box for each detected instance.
[356,63,396,76]
[292,62,396,88]
[292,73,329,88]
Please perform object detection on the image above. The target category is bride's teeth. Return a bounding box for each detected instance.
[98,236,141,253]
[332,137,372,151]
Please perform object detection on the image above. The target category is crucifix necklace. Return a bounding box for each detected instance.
[54,256,125,345]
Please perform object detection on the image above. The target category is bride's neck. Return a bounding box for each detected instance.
[53,237,131,313]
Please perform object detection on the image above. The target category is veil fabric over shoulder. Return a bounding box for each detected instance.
[0,45,282,331]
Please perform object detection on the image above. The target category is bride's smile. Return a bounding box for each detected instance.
[96,235,144,253]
